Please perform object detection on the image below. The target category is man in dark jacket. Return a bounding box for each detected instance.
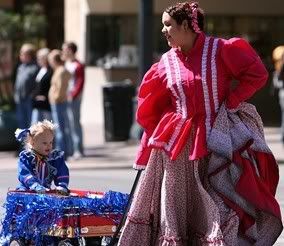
[14,43,39,128]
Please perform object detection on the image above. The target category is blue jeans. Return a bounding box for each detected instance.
[16,98,32,129]
[68,97,84,154]
[51,102,72,156]
[31,108,51,124]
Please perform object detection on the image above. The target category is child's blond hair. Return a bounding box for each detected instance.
[15,120,57,151]
[29,120,56,137]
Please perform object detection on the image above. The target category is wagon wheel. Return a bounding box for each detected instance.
[101,236,112,245]
[78,237,86,246]
[9,239,25,246]
[58,239,74,246]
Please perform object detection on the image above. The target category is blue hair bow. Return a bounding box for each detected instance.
[15,128,30,142]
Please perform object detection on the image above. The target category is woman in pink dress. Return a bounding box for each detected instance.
[118,1,283,245]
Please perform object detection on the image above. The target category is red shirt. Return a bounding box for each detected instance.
[134,32,268,169]
[66,59,85,99]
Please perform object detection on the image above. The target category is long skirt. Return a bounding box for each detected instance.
[118,144,244,246]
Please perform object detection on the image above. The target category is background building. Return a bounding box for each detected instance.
[64,0,284,125]
[65,0,284,66]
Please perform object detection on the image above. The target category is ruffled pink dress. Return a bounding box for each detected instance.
[117,33,282,245]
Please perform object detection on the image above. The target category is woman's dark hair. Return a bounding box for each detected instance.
[64,42,78,54]
[48,49,64,65]
[165,1,204,33]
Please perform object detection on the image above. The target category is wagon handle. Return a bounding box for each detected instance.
[108,170,143,246]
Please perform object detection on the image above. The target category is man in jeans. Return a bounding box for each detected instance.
[62,42,85,159]
[14,43,39,129]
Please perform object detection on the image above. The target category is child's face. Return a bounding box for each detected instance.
[31,130,54,156]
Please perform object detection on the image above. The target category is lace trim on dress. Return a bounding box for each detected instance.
[166,50,187,150]
[149,50,187,151]
[201,36,212,140]
[211,38,219,113]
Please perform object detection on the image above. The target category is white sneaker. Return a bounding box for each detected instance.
[72,151,83,160]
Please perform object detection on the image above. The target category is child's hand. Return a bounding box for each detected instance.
[30,183,47,193]
[55,186,69,196]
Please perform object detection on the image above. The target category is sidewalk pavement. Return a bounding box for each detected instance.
[67,123,138,170]
[0,122,138,171]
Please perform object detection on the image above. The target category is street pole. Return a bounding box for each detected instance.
[138,0,154,82]
[130,0,154,140]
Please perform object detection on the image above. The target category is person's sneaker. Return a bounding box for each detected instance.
[72,151,83,160]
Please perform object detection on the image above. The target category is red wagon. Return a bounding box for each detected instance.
[1,189,129,246]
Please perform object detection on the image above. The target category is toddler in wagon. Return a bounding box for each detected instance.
[15,119,69,195]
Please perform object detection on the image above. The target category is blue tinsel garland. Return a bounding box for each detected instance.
[0,190,129,245]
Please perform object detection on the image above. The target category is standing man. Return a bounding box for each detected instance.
[62,42,85,159]
[14,43,39,129]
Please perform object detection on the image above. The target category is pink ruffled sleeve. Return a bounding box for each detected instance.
[134,63,171,168]
[221,38,268,109]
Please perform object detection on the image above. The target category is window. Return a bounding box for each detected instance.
[86,14,284,69]
[86,15,137,66]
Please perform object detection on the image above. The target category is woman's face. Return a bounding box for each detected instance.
[161,12,186,48]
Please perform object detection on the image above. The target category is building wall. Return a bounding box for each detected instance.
[64,0,87,61]
[157,0,284,15]
[64,0,284,126]
[83,0,284,15]
[65,0,284,63]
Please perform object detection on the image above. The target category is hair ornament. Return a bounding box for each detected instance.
[190,2,200,33]
[15,128,30,142]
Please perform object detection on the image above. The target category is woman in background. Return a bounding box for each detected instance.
[48,49,72,158]
[31,48,52,124]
